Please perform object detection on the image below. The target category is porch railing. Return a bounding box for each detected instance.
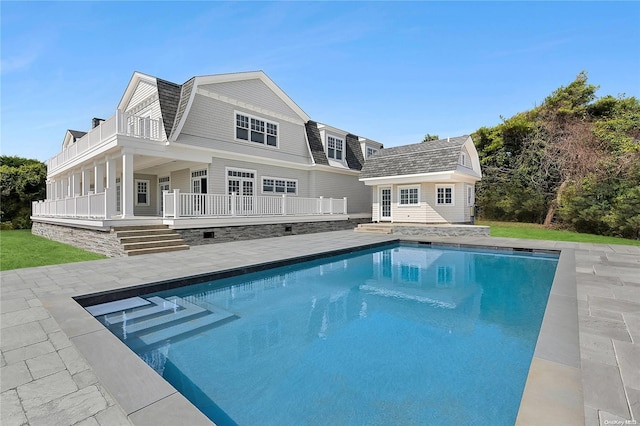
[163,191,347,218]
[32,190,110,219]
[47,110,164,170]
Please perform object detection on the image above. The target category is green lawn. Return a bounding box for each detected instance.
[0,230,106,271]
[477,220,640,246]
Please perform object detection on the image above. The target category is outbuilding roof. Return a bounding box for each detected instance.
[360,135,470,179]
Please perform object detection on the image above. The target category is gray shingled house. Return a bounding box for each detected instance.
[359,135,482,224]
[31,71,383,255]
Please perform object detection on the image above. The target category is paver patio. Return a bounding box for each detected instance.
[1,231,638,425]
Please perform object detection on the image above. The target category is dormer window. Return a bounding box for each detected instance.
[459,152,470,167]
[327,136,343,160]
[366,147,378,158]
[236,112,278,147]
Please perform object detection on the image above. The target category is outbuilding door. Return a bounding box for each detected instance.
[380,187,391,221]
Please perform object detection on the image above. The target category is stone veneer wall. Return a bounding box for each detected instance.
[177,218,371,246]
[32,222,124,257]
[391,225,490,237]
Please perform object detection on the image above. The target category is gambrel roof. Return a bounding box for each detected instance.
[360,135,481,181]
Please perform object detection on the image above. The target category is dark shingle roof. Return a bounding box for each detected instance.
[360,135,469,179]
[68,130,87,140]
[170,77,195,139]
[305,121,329,165]
[345,133,365,171]
[156,78,182,140]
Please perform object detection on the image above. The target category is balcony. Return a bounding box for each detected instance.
[47,110,164,171]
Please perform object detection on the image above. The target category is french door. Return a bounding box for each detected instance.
[380,187,391,221]
[227,169,255,215]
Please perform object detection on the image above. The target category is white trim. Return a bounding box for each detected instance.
[326,134,345,163]
[261,176,298,195]
[360,170,481,186]
[234,110,279,148]
[436,184,455,206]
[134,179,150,207]
[380,186,392,221]
[465,184,475,207]
[398,185,420,206]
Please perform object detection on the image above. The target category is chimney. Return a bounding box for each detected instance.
[92,118,105,129]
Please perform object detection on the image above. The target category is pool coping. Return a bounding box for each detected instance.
[38,234,583,425]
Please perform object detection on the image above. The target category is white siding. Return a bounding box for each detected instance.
[125,80,157,112]
[179,94,311,164]
[200,79,300,120]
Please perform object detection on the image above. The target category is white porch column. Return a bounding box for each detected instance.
[81,168,91,195]
[71,173,81,196]
[94,162,104,193]
[121,151,134,218]
[105,158,117,218]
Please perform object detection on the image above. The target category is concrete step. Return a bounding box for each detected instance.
[116,228,178,238]
[355,224,393,234]
[122,239,189,251]
[119,234,183,244]
[112,225,169,232]
[125,245,190,256]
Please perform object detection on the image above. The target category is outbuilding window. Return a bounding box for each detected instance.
[399,186,419,205]
[436,185,454,206]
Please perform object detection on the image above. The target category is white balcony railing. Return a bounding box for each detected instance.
[47,110,164,170]
[163,191,347,218]
[32,191,347,220]
[32,191,109,219]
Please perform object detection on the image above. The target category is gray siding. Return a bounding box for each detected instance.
[133,173,158,216]
[171,169,191,192]
[200,79,300,120]
[309,170,371,214]
[178,94,311,164]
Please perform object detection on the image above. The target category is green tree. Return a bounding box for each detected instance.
[422,134,440,142]
[0,156,47,229]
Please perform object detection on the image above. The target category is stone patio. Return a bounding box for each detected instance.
[1,231,638,425]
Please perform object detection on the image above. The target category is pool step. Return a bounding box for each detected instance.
[104,296,178,325]
[124,297,205,334]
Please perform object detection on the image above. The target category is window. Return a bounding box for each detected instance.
[135,179,150,206]
[236,112,278,147]
[366,146,378,158]
[466,185,475,206]
[399,186,419,205]
[327,136,343,160]
[436,185,454,206]
[262,176,297,195]
[459,152,470,167]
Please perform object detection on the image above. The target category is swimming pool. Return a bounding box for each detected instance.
[88,242,558,425]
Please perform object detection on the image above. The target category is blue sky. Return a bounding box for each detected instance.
[2,1,639,162]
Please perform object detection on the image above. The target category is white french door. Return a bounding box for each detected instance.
[380,187,391,221]
[227,168,255,215]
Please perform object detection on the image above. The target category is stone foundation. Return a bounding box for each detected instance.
[177,218,371,246]
[32,222,124,257]
[391,224,490,238]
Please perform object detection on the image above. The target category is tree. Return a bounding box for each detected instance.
[422,134,439,142]
[0,156,47,229]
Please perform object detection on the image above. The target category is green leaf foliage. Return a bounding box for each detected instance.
[0,156,47,229]
[473,71,640,239]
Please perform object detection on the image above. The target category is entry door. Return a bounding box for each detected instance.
[228,179,254,215]
[191,172,207,215]
[380,187,391,221]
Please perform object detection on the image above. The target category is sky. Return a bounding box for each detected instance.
[1,1,639,162]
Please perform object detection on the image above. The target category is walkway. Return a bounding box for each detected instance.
[1,231,638,425]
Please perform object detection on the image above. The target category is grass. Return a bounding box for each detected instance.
[477,220,640,246]
[0,229,106,271]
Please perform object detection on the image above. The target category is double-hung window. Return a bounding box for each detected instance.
[262,176,297,195]
[135,179,150,206]
[399,186,419,206]
[327,136,343,160]
[236,112,278,147]
[366,146,378,158]
[436,185,454,206]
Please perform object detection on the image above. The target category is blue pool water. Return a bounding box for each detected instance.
[92,243,558,425]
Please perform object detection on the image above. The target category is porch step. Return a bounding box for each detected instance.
[354,223,393,234]
[114,225,190,256]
